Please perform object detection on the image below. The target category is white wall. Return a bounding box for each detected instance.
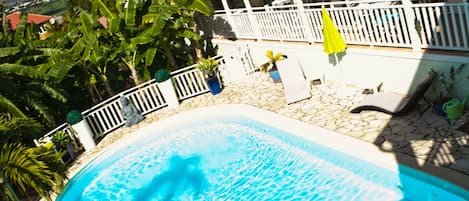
[214,39,469,103]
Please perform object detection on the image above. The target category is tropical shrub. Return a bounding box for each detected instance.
[196,57,219,77]
[260,50,287,72]
[430,63,467,102]
[0,116,43,147]
[0,143,67,200]
[51,131,71,152]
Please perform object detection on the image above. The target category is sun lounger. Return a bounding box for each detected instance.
[350,72,435,116]
[277,56,311,104]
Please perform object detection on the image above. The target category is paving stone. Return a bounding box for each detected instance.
[65,72,469,179]
[432,119,451,128]
[368,120,383,128]
[380,140,394,151]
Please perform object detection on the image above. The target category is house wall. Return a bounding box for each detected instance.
[213,39,469,103]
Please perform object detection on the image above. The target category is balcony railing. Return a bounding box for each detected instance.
[33,45,256,151]
[203,1,469,51]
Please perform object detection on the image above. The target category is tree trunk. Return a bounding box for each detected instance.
[192,17,203,61]
[122,55,141,86]
[165,49,177,70]
[87,84,98,104]
[129,64,141,86]
[93,84,103,101]
[101,76,114,96]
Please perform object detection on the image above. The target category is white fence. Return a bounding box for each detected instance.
[34,48,256,147]
[207,1,469,51]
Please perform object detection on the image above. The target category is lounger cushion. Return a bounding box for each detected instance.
[350,92,411,114]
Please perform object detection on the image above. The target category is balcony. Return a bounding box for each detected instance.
[202,0,469,51]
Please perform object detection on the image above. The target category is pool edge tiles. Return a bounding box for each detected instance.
[63,104,469,200]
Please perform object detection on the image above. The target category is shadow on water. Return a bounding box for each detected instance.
[134,155,208,201]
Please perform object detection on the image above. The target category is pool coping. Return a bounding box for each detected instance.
[69,104,469,198]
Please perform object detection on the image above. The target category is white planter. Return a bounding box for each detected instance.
[158,79,179,108]
[71,120,96,152]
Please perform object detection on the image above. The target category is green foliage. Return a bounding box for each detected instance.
[0,143,67,200]
[260,50,287,72]
[51,131,71,152]
[196,56,218,77]
[430,63,467,101]
[0,0,215,126]
[66,110,83,125]
[24,0,69,16]
[0,116,43,147]
[0,9,68,125]
[154,68,171,82]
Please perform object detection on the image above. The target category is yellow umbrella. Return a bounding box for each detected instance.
[322,7,348,96]
[322,7,347,56]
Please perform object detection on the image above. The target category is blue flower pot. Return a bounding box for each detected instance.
[206,75,222,95]
[433,102,446,116]
[268,69,281,82]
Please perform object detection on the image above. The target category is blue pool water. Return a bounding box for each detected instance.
[57,116,469,201]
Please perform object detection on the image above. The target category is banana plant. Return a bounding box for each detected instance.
[90,0,213,85]
[64,10,116,98]
[0,11,67,125]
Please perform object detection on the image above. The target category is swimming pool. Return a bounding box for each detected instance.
[57,105,469,201]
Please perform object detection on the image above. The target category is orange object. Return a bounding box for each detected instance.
[6,12,52,30]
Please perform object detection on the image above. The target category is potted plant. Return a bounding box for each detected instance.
[430,64,466,116]
[196,56,222,95]
[51,131,76,162]
[67,110,96,152]
[154,68,179,108]
[260,50,287,83]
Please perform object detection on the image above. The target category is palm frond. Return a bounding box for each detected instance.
[125,0,137,29]
[0,63,45,79]
[186,0,214,16]
[175,29,201,40]
[37,48,62,57]
[145,47,157,67]
[79,12,94,34]
[14,14,27,45]
[0,47,20,57]
[0,95,26,117]
[37,83,67,103]
[0,144,55,196]
[24,98,54,124]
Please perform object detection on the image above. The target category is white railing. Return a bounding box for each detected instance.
[413,3,469,50]
[33,123,73,146]
[209,1,469,51]
[82,79,167,137]
[35,48,255,147]
[171,63,211,100]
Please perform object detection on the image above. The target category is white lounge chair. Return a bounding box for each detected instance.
[277,56,312,104]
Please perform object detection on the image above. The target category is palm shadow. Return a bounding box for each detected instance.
[134,155,208,201]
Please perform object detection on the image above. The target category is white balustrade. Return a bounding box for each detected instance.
[35,51,255,147]
[210,1,469,51]
[412,3,469,51]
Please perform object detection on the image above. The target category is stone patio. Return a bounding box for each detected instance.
[68,72,469,179]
